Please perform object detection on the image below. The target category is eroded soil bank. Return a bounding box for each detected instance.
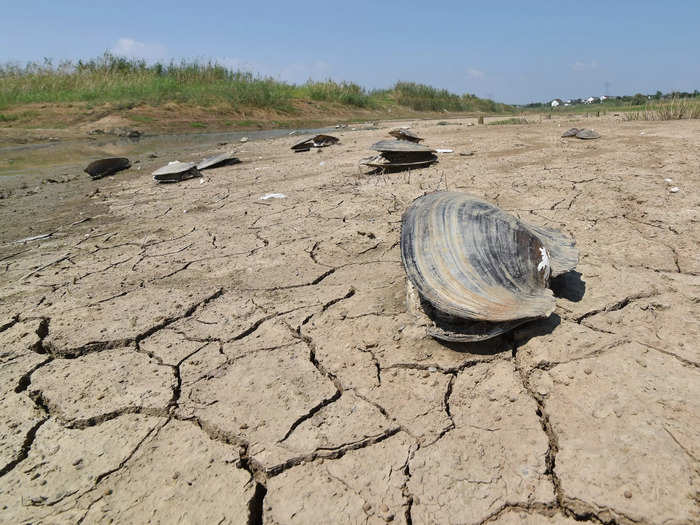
[0,116,698,524]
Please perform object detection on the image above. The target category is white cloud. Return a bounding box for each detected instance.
[572,60,598,71]
[467,68,485,79]
[111,38,167,61]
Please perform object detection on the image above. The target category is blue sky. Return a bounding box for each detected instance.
[2,1,699,104]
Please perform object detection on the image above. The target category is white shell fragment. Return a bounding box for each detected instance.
[260,193,286,200]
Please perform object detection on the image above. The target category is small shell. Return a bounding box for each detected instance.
[401,192,578,341]
[361,153,438,169]
[561,128,579,138]
[291,134,339,151]
[576,129,600,140]
[388,129,423,142]
[84,158,131,179]
[152,161,200,182]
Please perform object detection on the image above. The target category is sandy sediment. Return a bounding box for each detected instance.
[0,116,698,524]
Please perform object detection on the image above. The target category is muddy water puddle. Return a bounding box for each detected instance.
[0,126,345,178]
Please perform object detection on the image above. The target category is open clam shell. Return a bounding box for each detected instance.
[401,192,578,340]
[291,134,339,151]
[196,152,240,170]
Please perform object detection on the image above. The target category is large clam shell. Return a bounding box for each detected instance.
[401,192,578,340]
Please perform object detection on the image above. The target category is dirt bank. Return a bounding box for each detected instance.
[0,100,477,146]
[0,116,698,524]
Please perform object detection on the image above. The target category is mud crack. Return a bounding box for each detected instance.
[512,340,639,525]
[0,418,49,478]
[573,290,660,323]
[47,288,224,358]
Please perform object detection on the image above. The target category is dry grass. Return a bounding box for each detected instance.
[624,98,700,121]
[488,117,529,125]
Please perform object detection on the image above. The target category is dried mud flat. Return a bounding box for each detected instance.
[0,117,698,524]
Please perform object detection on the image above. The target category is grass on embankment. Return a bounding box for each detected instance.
[623,98,700,120]
[526,98,700,121]
[0,54,512,132]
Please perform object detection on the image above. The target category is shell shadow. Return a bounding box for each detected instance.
[511,314,563,347]
[550,271,586,302]
[437,314,563,355]
[438,333,513,356]
[364,165,432,175]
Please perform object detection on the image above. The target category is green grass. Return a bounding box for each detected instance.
[129,114,154,123]
[236,120,260,127]
[295,80,375,108]
[391,82,511,113]
[0,55,297,111]
[0,54,512,116]
[488,117,529,125]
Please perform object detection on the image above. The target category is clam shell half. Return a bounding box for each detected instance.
[401,192,578,340]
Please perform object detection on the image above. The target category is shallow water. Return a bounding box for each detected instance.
[0,126,344,178]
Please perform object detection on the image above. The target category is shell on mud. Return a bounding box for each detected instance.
[152,161,200,183]
[291,134,340,151]
[371,140,435,153]
[84,158,131,179]
[361,153,438,169]
[400,191,578,341]
[196,152,240,171]
[561,128,580,138]
[576,129,600,140]
[388,129,423,142]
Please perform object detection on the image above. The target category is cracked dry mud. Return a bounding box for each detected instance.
[1,116,698,524]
